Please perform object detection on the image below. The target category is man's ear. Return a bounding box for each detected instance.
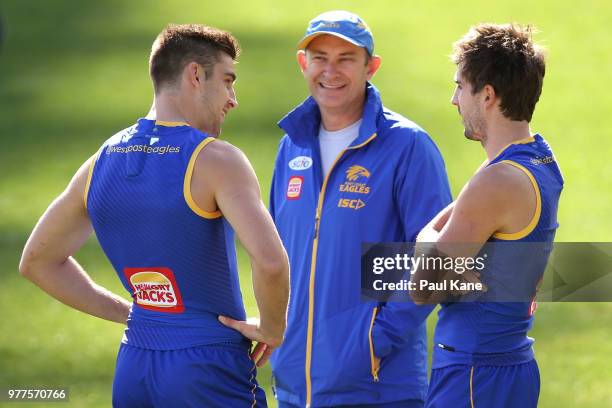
[185,62,201,89]
[366,55,382,80]
[297,50,307,73]
[483,84,497,109]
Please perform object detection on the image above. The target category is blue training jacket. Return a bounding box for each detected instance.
[269,84,452,406]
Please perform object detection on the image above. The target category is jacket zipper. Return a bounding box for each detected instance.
[368,306,380,382]
[304,133,377,407]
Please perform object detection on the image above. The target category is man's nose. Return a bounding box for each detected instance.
[323,61,340,76]
[228,88,238,108]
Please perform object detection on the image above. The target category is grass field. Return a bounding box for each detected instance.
[1,1,611,407]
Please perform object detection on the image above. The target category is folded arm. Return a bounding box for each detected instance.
[410,162,536,304]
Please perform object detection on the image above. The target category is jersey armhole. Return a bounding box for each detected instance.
[83,148,103,209]
[183,137,223,219]
[492,160,541,240]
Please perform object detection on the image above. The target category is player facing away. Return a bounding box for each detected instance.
[410,24,563,407]
[19,24,289,407]
[267,10,452,408]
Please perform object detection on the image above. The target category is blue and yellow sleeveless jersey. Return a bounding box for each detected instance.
[433,134,564,368]
[85,119,247,350]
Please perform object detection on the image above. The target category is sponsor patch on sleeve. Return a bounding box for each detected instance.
[287,176,304,200]
[124,267,185,313]
[288,156,313,170]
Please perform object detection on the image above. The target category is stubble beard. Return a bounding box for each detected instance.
[200,94,222,136]
[462,109,486,143]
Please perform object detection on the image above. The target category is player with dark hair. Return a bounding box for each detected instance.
[411,23,563,407]
[20,24,289,407]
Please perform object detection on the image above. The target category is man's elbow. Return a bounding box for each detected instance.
[411,298,427,306]
[409,277,434,305]
[18,253,36,280]
[19,249,49,281]
[256,250,290,279]
[409,290,429,306]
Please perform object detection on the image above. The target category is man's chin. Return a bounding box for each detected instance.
[463,130,480,142]
[312,92,347,108]
[198,123,221,137]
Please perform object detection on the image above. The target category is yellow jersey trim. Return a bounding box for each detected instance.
[155,120,190,127]
[183,137,222,219]
[304,132,377,407]
[492,160,541,240]
[83,149,102,209]
[470,366,475,408]
[368,306,380,382]
[488,136,535,165]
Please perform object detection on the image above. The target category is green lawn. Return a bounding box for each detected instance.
[1,1,611,407]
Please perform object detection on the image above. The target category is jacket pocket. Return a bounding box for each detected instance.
[368,306,380,382]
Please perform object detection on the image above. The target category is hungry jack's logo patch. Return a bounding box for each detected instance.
[124,267,184,313]
[287,176,303,200]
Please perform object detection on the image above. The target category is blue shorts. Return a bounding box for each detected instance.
[425,360,540,408]
[112,342,267,407]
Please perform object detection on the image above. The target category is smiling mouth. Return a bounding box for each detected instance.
[319,83,346,90]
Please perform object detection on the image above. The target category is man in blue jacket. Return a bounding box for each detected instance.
[269,10,452,408]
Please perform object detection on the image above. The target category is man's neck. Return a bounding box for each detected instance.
[483,120,532,161]
[319,97,366,131]
[144,100,156,120]
[150,92,189,123]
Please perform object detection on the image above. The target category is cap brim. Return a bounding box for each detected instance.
[297,31,365,51]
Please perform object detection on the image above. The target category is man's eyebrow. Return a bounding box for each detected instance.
[307,49,359,58]
[308,49,327,55]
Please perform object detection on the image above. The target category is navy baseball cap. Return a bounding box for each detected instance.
[298,10,374,55]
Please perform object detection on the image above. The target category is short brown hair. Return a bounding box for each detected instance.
[149,24,240,93]
[452,23,545,122]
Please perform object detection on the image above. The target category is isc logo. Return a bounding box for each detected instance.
[338,198,365,210]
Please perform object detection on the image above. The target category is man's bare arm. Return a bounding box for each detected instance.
[19,157,131,324]
[416,160,489,243]
[416,201,455,243]
[410,163,535,304]
[192,140,290,365]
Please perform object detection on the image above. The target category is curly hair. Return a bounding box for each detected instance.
[452,23,546,122]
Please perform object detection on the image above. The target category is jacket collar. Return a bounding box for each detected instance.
[278,82,382,148]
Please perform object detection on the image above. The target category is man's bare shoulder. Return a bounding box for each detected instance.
[198,138,248,165]
[480,161,535,199]
[460,161,536,220]
[439,160,536,243]
[195,139,252,175]
[194,138,258,190]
